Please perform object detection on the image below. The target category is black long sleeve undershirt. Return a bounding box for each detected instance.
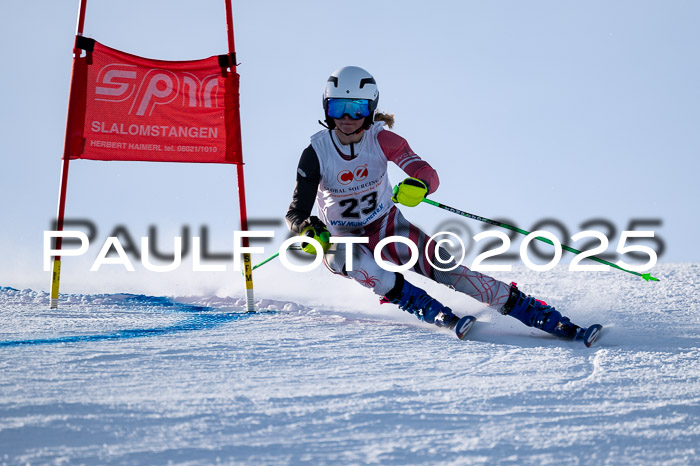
[285,144,321,234]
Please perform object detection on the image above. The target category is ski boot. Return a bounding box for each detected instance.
[500,282,585,340]
[382,275,475,339]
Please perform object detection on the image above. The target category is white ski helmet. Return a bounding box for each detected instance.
[323,66,379,130]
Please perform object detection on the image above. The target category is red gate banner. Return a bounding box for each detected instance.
[64,38,242,164]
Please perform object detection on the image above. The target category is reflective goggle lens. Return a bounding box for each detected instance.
[327,98,371,119]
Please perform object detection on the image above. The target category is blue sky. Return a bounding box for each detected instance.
[0,0,697,297]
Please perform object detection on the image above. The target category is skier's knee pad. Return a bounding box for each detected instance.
[324,242,395,296]
[324,242,372,275]
[323,242,348,276]
[323,242,376,276]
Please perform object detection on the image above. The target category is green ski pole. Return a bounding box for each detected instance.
[248,246,304,272]
[249,229,331,273]
[422,198,659,282]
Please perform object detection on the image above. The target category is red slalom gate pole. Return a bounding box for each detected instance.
[225,0,256,313]
[50,0,88,309]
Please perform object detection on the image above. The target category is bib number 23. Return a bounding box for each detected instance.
[339,192,378,218]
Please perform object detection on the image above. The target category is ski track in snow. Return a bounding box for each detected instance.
[0,264,698,465]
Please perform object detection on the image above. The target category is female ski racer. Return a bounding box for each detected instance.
[286,66,596,343]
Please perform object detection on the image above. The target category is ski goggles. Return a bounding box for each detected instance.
[327,98,371,120]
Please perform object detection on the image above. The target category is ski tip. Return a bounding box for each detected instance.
[455,315,476,340]
[583,324,603,348]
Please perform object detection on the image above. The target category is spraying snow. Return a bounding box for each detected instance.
[0,264,698,464]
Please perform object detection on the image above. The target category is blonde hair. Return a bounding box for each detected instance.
[374,111,395,129]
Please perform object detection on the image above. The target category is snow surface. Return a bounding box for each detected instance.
[1,264,698,465]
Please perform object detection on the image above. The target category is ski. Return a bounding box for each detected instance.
[454,315,477,340]
[434,312,597,345]
[578,324,603,348]
[434,312,477,340]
